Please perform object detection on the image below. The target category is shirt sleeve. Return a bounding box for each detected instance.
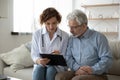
[91,34,113,75]
[31,31,40,63]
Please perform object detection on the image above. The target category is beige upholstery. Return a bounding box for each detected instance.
[108,41,120,75]
[0,40,120,80]
[0,44,34,72]
[0,58,6,75]
[4,67,32,80]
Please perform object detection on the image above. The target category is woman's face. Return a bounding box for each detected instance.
[45,17,58,33]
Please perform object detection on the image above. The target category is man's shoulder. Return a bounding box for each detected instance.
[90,29,108,42]
[90,29,106,38]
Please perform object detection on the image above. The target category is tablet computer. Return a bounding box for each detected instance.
[40,54,67,66]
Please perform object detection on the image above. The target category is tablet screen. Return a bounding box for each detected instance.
[40,54,67,66]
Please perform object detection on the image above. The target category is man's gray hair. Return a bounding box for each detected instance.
[67,9,88,25]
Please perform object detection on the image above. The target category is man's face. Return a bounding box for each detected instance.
[68,20,85,37]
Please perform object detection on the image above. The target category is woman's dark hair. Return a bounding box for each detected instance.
[40,7,62,25]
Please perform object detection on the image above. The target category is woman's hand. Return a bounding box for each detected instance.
[36,58,50,66]
[52,50,60,54]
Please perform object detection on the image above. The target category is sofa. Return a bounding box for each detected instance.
[0,40,120,80]
[0,42,33,80]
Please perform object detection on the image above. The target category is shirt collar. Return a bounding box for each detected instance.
[41,26,62,37]
[82,28,90,38]
[77,27,91,39]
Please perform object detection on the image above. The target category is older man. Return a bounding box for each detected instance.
[55,9,113,80]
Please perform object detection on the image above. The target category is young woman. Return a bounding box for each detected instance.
[31,7,69,80]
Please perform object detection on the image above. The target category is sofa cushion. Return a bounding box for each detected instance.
[108,40,120,75]
[0,44,34,72]
[25,41,31,52]
[107,75,120,80]
[4,67,32,80]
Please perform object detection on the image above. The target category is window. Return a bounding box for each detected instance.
[13,0,72,33]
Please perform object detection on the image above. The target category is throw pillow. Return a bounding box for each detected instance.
[0,44,34,72]
[25,41,31,52]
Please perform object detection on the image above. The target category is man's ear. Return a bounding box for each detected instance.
[82,24,87,28]
[83,24,86,26]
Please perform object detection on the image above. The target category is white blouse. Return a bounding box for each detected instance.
[31,26,69,72]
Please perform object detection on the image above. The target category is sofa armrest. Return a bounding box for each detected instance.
[0,58,6,75]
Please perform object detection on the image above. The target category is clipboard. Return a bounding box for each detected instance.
[40,54,67,66]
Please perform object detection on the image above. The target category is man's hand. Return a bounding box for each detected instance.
[36,58,50,66]
[75,66,93,75]
[80,66,92,74]
[75,68,88,75]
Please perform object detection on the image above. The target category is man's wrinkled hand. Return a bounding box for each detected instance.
[75,68,88,75]
[80,66,92,74]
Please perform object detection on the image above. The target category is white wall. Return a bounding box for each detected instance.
[0,0,32,53]
[0,0,119,53]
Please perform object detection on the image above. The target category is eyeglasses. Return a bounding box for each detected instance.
[68,25,82,30]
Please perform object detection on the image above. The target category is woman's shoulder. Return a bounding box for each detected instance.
[32,29,43,38]
[60,29,69,37]
[34,28,42,34]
